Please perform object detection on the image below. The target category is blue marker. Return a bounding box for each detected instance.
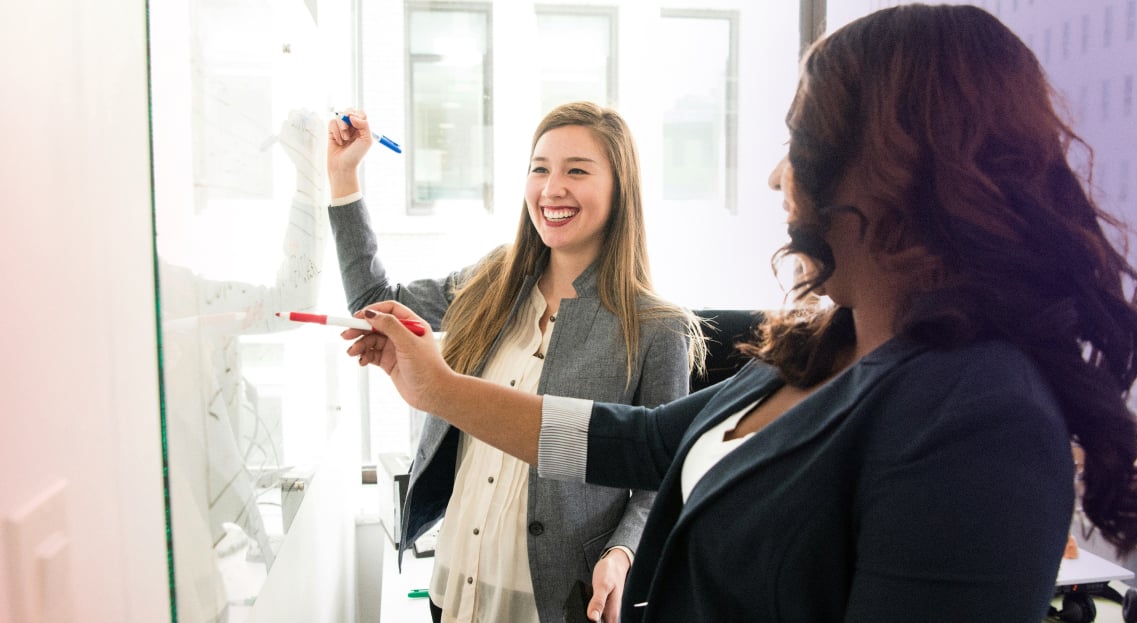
[338,113,402,154]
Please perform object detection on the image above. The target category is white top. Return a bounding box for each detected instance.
[431,287,550,623]
[679,401,758,501]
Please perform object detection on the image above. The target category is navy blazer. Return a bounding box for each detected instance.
[583,337,1074,622]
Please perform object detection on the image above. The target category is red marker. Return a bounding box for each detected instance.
[276,311,427,336]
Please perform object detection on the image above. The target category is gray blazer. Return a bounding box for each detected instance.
[329,200,692,622]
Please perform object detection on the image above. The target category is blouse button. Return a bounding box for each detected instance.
[467,576,474,585]
[509,379,516,386]
[473,528,480,535]
[549,315,556,322]
[488,476,495,484]
[535,352,545,359]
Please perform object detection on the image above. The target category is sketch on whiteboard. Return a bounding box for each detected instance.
[198,73,275,201]
[159,107,327,621]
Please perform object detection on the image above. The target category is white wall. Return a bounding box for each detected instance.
[0,1,171,622]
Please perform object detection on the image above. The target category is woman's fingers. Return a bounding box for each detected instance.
[328,108,368,145]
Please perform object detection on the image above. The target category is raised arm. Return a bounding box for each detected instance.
[327,108,373,197]
[325,109,457,323]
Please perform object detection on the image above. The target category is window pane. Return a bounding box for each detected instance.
[660,14,735,210]
[409,7,492,212]
[536,10,614,110]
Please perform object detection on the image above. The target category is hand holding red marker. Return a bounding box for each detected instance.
[276,311,426,336]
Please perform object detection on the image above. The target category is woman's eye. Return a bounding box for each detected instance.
[530,166,548,174]
[568,168,588,175]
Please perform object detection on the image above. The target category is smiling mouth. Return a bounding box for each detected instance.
[543,207,579,222]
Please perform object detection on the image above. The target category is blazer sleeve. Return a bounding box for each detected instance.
[605,317,693,554]
[328,197,465,326]
[585,381,725,492]
[540,361,766,489]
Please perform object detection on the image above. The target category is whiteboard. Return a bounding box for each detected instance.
[149,0,356,619]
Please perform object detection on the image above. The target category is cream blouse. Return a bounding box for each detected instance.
[430,286,551,623]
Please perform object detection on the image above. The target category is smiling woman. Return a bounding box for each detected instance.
[348,4,1137,622]
[523,125,613,263]
[135,2,1137,621]
[326,101,705,623]
[525,125,614,264]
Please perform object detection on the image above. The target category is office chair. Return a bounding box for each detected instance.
[691,309,765,392]
[1048,586,1137,622]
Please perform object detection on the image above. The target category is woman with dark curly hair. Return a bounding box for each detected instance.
[346,4,1137,621]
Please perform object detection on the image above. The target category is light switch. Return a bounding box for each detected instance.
[4,479,74,623]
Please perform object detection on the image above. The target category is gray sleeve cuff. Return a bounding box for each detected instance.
[537,395,593,481]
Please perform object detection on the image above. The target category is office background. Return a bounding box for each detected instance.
[1,0,1133,622]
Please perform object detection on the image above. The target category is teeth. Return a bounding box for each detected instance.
[544,207,577,221]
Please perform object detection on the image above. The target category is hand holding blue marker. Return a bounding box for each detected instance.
[337,112,402,154]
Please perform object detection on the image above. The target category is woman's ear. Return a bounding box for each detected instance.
[877,244,941,277]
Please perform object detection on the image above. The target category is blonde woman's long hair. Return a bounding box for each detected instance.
[439,101,703,381]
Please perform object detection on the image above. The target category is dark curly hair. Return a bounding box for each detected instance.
[745,3,1137,553]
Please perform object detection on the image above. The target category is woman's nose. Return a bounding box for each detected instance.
[768,156,788,191]
[544,172,567,198]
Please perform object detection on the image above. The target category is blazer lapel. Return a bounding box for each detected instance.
[678,337,927,518]
[625,338,929,619]
[679,361,784,448]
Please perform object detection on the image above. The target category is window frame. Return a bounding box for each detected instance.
[404,1,495,215]
[534,4,619,109]
[659,8,740,214]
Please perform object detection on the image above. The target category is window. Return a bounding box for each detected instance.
[1121,160,1131,203]
[1083,13,1091,54]
[406,3,493,214]
[1129,0,1136,41]
[1062,20,1071,59]
[1105,5,1114,48]
[535,5,617,111]
[361,0,799,311]
[1125,75,1134,117]
[659,10,738,213]
[1103,79,1112,121]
